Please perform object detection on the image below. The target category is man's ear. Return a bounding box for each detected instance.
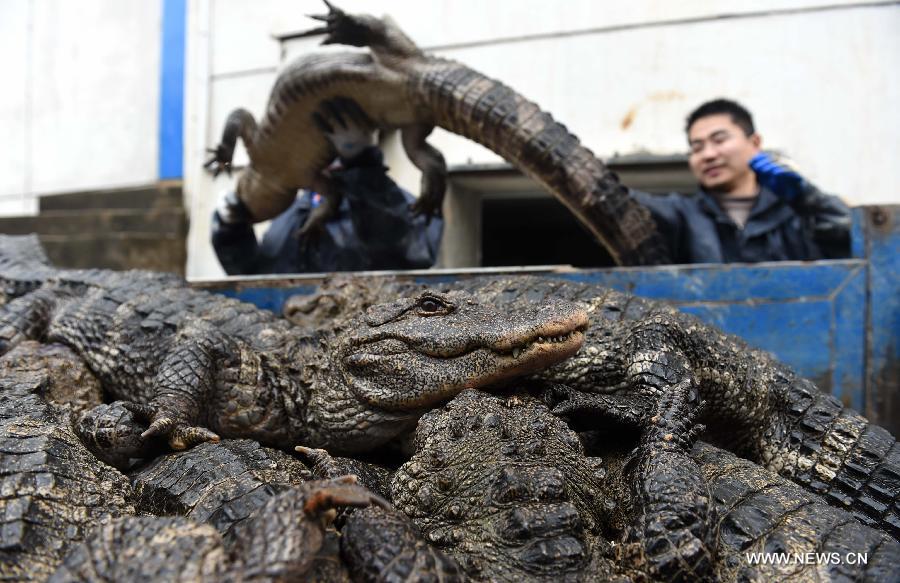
[750,132,762,149]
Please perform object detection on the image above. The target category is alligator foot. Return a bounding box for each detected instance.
[296,445,394,501]
[203,143,234,177]
[295,169,342,237]
[0,326,26,357]
[641,385,706,450]
[123,401,220,450]
[296,1,383,47]
[301,474,391,517]
[620,384,715,582]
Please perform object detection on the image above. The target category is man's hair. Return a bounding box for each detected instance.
[686,99,755,136]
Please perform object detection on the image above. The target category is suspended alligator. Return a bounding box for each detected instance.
[0,236,588,458]
[282,274,900,540]
[205,2,669,266]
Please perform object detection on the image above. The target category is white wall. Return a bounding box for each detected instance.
[0,0,163,215]
[185,0,900,278]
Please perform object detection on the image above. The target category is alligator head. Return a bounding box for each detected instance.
[336,290,588,411]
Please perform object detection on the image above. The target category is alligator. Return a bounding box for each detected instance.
[0,237,588,457]
[50,477,441,583]
[296,444,395,502]
[130,439,313,542]
[283,274,900,540]
[0,340,103,415]
[391,387,713,581]
[205,2,669,266]
[393,388,900,581]
[0,361,134,582]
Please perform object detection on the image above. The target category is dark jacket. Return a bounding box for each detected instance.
[631,184,851,264]
[212,148,443,275]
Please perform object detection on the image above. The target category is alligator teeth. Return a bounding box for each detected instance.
[512,348,521,358]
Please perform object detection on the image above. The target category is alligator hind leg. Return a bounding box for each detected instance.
[401,124,447,219]
[297,174,342,236]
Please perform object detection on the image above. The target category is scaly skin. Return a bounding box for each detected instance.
[50,477,390,583]
[341,506,466,582]
[0,246,587,457]
[0,365,134,582]
[392,388,899,582]
[130,439,313,542]
[206,3,668,265]
[286,274,900,540]
[391,388,713,581]
[692,442,900,582]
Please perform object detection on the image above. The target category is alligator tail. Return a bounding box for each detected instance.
[777,376,899,539]
[412,61,670,266]
[0,235,53,303]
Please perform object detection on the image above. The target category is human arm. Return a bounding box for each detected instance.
[630,189,685,264]
[210,190,261,275]
[750,152,850,258]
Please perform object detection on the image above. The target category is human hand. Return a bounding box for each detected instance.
[749,152,805,201]
[214,189,251,224]
[312,97,377,163]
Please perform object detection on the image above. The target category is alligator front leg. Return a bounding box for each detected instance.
[204,108,258,177]
[123,321,228,450]
[401,123,447,218]
[618,385,715,582]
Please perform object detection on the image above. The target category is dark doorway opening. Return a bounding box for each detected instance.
[481,197,615,267]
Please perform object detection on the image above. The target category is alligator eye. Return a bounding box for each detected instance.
[417,295,451,315]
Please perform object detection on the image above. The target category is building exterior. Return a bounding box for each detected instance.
[2,1,898,277]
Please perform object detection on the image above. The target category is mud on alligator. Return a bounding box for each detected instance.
[205,1,668,266]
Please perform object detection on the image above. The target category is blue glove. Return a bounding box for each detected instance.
[749,152,805,201]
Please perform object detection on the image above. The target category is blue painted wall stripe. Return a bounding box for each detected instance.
[158,0,186,180]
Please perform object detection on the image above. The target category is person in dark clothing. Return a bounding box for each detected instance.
[211,99,442,275]
[631,99,850,264]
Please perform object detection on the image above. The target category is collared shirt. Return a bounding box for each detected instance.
[631,184,850,264]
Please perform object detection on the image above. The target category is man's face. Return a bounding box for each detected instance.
[687,114,761,193]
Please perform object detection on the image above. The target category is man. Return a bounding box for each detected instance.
[212,98,442,275]
[632,99,850,264]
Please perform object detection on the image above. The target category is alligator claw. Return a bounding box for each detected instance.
[141,417,175,440]
[294,1,373,47]
[643,384,706,449]
[203,144,233,178]
[169,425,221,450]
[302,475,391,517]
[122,401,220,450]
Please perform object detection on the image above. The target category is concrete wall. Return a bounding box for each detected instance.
[0,0,163,216]
[185,0,899,277]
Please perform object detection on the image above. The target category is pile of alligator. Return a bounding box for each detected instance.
[1,235,897,582]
